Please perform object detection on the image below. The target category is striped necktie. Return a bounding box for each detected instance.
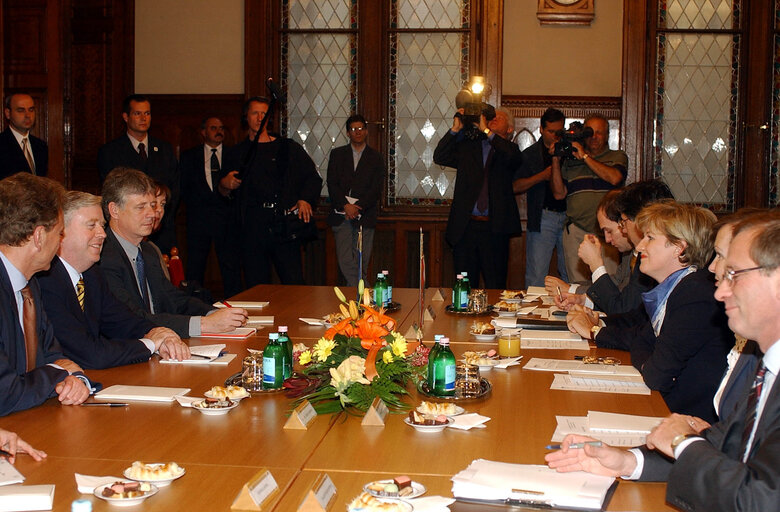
[19,285,38,371]
[136,247,151,312]
[76,278,85,311]
[741,359,767,459]
[22,138,36,174]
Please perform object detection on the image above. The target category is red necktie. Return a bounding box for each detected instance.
[19,285,38,371]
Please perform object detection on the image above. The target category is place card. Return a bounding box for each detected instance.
[404,325,419,339]
[231,469,278,511]
[284,400,318,430]
[297,473,337,511]
[361,397,388,427]
[431,288,446,301]
[424,305,436,322]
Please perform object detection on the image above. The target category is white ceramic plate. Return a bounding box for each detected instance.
[123,464,185,487]
[499,296,523,304]
[403,416,454,432]
[349,497,414,512]
[415,404,465,417]
[363,479,427,499]
[94,483,158,506]
[470,332,497,342]
[204,388,249,401]
[495,310,517,317]
[191,399,238,416]
[476,359,499,371]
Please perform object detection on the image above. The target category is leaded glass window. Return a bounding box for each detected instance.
[388,0,470,205]
[653,0,740,211]
[281,0,357,194]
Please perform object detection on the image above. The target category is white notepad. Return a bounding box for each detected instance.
[0,484,54,512]
[95,385,191,402]
[0,460,24,487]
[194,327,257,339]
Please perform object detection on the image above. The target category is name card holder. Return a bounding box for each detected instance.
[361,396,389,427]
[231,468,279,511]
[403,325,419,339]
[424,305,436,322]
[284,400,318,430]
[297,473,337,511]
[431,288,446,301]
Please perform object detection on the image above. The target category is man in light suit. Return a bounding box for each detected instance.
[38,191,189,369]
[98,168,247,338]
[180,117,241,297]
[326,114,384,286]
[97,94,178,254]
[0,94,48,179]
[546,212,780,511]
[0,174,89,416]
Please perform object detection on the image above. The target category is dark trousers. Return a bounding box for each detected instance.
[452,218,510,289]
[185,224,243,298]
[241,210,305,286]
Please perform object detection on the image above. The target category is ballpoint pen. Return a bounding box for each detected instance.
[557,285,563,302]
[545,441,602,450]
[81,402,128,407]
[221,301,233,308]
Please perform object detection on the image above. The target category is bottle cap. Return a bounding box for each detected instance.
[71,500,93,512]
[434,334,444,341]
[456,274,463,279]
[382,270,389,275]
[377,273,384,278]
[278,326,288,333]
[439,337,450,346]
[269,333,279,340]
[461,272,468,276]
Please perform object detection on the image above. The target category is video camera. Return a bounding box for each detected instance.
[454,77,495,140]
[553,121,594,160]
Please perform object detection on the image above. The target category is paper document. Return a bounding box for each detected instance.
[521,330,590,350]
[195,327,256,339]
[523,358,641,376]
[0,459,24,487]
[213,301,268,309]
[160,345,236,365]
[526,286,548,296]
[587,410,664,433]
[451,459,615,511]
[247,316,274,326]
[95,385,191,402]
[551,373,651,395]
[550,416,651,447]
[299,317,326,326]
[517,306,537,315]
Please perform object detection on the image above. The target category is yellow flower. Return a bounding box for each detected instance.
[390,333,407,358]
[312,337,336,362]
[298,350,312,365]
[382,350,394,364]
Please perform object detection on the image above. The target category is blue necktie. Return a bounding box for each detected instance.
[135,247,151,312]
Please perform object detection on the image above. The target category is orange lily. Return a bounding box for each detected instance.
[361,305,396,331]
[355,316,389,349]
[364,342,382,381]
[324,318,352,340]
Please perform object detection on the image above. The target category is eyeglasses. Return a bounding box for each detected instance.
[618,217,631,229]
[349,126,366,132]
[722,266,764,285]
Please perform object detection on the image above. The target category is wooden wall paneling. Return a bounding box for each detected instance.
[2,0,64,182]
[738,0,774,208]
[620,0,650,181]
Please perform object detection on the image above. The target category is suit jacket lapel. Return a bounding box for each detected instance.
[0,263,26,371]
[106,229,145,305]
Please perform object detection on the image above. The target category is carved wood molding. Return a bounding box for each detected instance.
[537,0,595,26]
[501,95,621,120]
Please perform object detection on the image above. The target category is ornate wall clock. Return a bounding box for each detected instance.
[537,0,595,26]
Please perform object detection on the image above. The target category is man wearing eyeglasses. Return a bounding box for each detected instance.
[326,115,385,286]
[546,211,780,511]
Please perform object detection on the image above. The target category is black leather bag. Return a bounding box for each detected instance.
[272,209,317,242]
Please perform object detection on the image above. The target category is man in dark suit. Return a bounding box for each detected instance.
[97,94,179,254]
[433,106,522,289]
[326,114,384,286]
[180,117,241,297]
[38,191,190,369]
[546,214,780,511]
[98,168,247,338]
[0,94,48,179]
[0,174,90,416]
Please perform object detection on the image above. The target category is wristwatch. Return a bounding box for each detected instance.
[670,433,701,455]
[483,128,491,136]
[582,153,590,161]
[589,324,602,340]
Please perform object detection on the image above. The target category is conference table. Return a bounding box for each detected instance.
[3,285,675,511]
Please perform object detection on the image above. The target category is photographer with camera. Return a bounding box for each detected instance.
[434,105,522,289]
[550,113,627,283]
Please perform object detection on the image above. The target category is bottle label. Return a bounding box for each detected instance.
[460,289,469,309]
[387,285,393,303]
[444,364,456,391]
[263,357,276,383]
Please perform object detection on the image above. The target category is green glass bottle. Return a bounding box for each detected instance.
[277,326,292,378]
[452,274,462,311]
[374,272,386,306]
[430,336,456,396]
[262,333,284,389]
[426,334,444,386]
[460,271,471,310]
[382,269,393,305]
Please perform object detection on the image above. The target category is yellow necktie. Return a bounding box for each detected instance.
[22,138,36,174]
[76,278,85,311]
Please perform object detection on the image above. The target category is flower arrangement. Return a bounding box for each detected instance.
[292,283,428,415]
